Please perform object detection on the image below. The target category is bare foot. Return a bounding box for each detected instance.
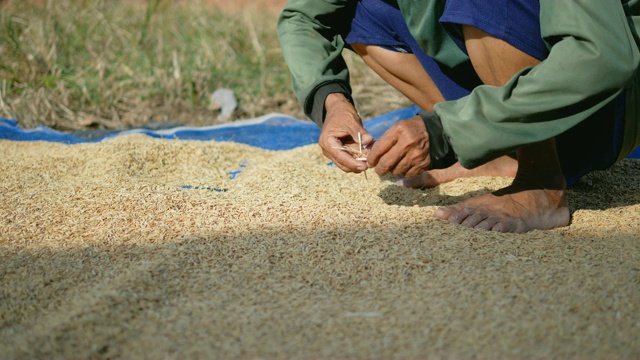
[434,182,570,233]
[397,155,517,188]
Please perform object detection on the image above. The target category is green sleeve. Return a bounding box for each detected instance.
[434,0,640,169]
[277,0,357,125]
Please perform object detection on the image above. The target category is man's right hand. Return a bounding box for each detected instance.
[319,93,374,173]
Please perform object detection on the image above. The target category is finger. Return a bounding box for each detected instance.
[323,137,368,173]
[324,147,368,173]
[377,142,429,177]
[391,152,416,177]
[403,165,427,178]
[373,144,407,176]
[402,157,429,178]
[367,134,397,167]
[347,128,374,158]
[340,128,372,164]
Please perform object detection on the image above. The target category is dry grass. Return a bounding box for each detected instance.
[0,0,411,132]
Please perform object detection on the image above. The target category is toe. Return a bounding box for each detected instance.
[445,207,473,224]
[396,176,420,189]
[434,206,454,220]
[461,211,489,228]
[492,219,527,233]
[475,217,500,231]
[396,173,434,189]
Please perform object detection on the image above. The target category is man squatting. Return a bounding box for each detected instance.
[277,0,640,233]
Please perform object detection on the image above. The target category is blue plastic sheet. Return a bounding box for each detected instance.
[1,105,639,158]
[0,107,418,151]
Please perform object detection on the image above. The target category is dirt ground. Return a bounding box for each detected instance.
[193,0,287,12]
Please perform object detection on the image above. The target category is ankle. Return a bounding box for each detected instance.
[514,139,565,190]
[513,169,566,190]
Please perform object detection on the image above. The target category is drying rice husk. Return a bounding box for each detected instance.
[1,135,639,359]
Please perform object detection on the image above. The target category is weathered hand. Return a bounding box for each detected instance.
[367,115,430,177]
[319,94,373,173]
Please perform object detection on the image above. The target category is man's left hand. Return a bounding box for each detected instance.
[367,115,431,177]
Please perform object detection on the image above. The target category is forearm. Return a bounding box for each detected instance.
[277,0,357,125]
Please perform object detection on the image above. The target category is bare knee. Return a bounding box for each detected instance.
[462,26,541,86]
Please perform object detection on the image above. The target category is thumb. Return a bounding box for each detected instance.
[348,125,373,146]
[360,132,374,146]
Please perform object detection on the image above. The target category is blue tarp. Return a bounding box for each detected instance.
[1,105,639,158]
[0,107,418,151]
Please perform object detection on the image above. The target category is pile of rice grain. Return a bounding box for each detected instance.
[1,136,639,359]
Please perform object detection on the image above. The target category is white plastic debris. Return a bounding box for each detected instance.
[210,88,238,121]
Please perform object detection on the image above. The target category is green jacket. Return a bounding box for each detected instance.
[278,0,640,168]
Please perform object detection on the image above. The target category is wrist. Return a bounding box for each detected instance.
[420,111,457,169]
[323,93,359,127]
[325,93,351,108]
[306,82,353,127]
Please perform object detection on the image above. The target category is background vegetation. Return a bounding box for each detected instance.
[0,0,409,131]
